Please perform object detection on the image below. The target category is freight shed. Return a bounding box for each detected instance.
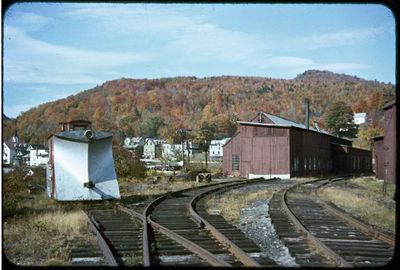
[373,101,396,184]
[223,112,372,179]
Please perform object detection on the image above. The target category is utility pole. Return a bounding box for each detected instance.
[177,128,192,172]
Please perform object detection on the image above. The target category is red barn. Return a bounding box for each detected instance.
[223,112,372,179]
[373,101,396,184]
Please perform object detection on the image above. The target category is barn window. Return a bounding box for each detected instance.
[232,155,240,171]
[313,157,317,171]
[308,158,312,171]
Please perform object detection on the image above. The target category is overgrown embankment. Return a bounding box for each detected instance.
[2,168,98,266]
[318,176,396,235]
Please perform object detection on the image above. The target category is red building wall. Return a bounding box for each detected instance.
[223,116,372,179]
[374,137,384,179]
[223,124,290,178]
[332,144,372,174]
[290,129,332,176]
[383,102,396,184]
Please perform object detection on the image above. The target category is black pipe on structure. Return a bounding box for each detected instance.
[305,98,310,130]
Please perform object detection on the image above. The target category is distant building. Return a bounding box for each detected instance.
[161,143,183,161]
[209,138,230,162]
[15,148,30,166]
[143,138,166,159]
[28,144,49,167]
[223,112,371,179]
[3,141,16,165]
[3,134,49,167]
[124,137,145,149]
[354,112,367,125]
[3,135,28,166]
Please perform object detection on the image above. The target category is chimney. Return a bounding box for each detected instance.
[305,98,310,129]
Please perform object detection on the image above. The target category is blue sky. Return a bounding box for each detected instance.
[2,3,396,118]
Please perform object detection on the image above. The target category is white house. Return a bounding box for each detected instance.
[3,142,16,165]
[15,148,30,166]
[143,138,166,160]
[28,144,49,167]
[124,137,145,149]
[161,143,183,161]
[209,138,230,162]
[354,112,367,125]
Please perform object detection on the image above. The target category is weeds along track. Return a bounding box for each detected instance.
[271,177,394,267]
[143,178,277,267]
[79,204,144,266]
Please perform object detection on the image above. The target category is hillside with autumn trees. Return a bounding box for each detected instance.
[3,70,395,148]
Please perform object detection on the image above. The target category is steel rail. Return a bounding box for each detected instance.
[83,210,119,266]
[117,204,145,221]
[147,215,231,266]
[282,178,352,267]
[142,181,243,266]
[188,177,270,267]
[119,203,230,266]
[116,204,150,265]
[314,179,395,247]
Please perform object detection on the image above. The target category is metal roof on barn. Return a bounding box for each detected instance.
[244,112,330,135]
[263,112,331,134]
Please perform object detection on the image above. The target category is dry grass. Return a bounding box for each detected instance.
[3,210,95,266]
[205,186,282,223]
[319,177,396,234]
[32,210,88,236]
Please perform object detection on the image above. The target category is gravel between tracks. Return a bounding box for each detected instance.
[236,198,298,267]
[211,182,298,267]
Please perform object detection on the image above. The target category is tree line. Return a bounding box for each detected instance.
[3,70,395,150]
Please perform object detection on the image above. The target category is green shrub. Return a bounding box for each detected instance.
[113,144,146,179]
[2,167,46,217]
[186,162,209,180]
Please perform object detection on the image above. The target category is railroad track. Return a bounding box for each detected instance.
[270,177,395,267]
[76,204,144,266]
[76,178,278,266]
[143,178,277,267]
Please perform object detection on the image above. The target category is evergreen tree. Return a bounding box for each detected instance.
[325,101,358,138]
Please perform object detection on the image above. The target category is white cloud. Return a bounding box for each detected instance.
[3,26,155,84]
[5,11,52,31]
[286,27,384,51]
[65,4,201,36]
[168,25,270,63]
[65,4,272,63]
